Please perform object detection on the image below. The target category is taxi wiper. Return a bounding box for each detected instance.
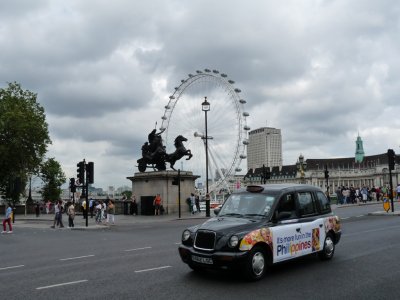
[219,213,243,217]
[243,213,267,218]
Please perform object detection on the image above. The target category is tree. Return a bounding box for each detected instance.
[39,158,66,202]
[0,82,51,202]
[121,190,132,199]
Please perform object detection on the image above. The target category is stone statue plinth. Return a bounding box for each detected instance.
[127,170,199,215]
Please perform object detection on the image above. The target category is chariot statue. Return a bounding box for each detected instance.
[137,127,192,172]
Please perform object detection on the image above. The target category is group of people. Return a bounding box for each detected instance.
[335,185,400,205]
[122,196,138,215]
[93,199,116,225]
[51,200,76,228]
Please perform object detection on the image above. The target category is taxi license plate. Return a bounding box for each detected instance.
[191,255,213,265]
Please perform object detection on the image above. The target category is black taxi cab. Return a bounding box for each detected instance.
[178,184,341,280]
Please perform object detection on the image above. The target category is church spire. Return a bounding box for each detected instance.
[355,133,365,163]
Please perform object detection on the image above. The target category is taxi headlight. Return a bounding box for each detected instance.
[182,230,191,242]
[228,235,239,248]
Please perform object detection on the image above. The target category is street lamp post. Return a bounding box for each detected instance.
[202,97,211,217]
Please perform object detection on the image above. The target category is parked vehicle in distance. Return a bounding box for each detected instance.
[178,184,341,280]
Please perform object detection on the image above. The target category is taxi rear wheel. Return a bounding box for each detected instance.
[318,234,335,260]
[243,246,266,281]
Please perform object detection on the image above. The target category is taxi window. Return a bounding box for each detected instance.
[297,192,317,216]
[316,191,331,214]
[219,194,275,217]
[276,193,297,218]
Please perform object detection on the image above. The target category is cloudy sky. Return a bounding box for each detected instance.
[1,0,400,190]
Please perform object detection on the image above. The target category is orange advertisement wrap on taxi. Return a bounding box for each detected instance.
[239,228,273,251]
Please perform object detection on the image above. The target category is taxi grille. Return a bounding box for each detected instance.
[194,230,216,251]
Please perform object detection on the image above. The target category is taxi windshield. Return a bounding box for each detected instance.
[218,193,276,218]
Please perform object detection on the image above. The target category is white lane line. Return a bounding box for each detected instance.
[124,246,152,252]
[356,215,364,218]
[59,255,95,261]
[0,265,25,271]
[174,242,181,245]
[341,217,350,220]
[135,266,172,273]
[36,280,88,290]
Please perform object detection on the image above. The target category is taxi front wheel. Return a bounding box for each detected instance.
[318,234,335,260]
[243,246,266,281]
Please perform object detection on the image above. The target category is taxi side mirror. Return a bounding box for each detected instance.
[214,208,220,216]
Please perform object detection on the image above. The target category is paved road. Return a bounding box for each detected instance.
[1,203,400,299]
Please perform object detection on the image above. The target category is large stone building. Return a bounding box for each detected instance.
[244,135,400,193]
[247,127,282,169]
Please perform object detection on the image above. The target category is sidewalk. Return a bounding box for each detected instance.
[331,200,400,216]
[10,210,209,230]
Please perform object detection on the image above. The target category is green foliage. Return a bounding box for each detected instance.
[0,82,51,202]
[121,190,132,199]
[39,158,66,202]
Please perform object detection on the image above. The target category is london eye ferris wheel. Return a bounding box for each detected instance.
[159,69,250,194]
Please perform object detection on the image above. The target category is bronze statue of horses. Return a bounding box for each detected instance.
[165,135,192,170]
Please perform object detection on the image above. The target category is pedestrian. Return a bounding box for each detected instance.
[89,198,94,218]
[129,196,135,215]
[101,200,107,220]
[35,202,40,217]
[123,197,129,215]
[1,203,13,234]
[51,200,64,228]
[190,193,196,214]
[153,194,162,216]
[46,200,51,214]
[131,195,138,215]
[360,186,368,204]
[195,195,200,213]
[106,200,115,225]
[95,201,103,224]
[396,184,400,200]
[81,198,87,219]
[67,202,75,228]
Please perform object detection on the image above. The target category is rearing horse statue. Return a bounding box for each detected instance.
[166,135,193,170]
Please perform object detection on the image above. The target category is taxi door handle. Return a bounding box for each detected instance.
[296,228,301,232]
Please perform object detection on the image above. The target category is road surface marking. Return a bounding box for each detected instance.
[135,266,172,273]
[341,217,349,220]
[174,242,181,245]
[0,265,24,271]
[36,280,88,290]
[124,246,152,252]
[356,215,364,218]
[59,255,95,261]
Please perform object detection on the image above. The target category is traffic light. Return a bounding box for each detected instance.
[77,161,85,184]
[69,178,76,192]
[388,149,396,170]
[86,162,94,184]
[172,177,179,185]
[324,165,329,179]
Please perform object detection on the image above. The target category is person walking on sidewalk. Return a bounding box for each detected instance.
[2,203,13,234]
[106,200,115,225]
[67,202,75,228]
[51,200,64,228]
[190,193,196,214]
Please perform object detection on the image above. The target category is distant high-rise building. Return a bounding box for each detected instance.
[247,127,282,170]
[355,134,365,163]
